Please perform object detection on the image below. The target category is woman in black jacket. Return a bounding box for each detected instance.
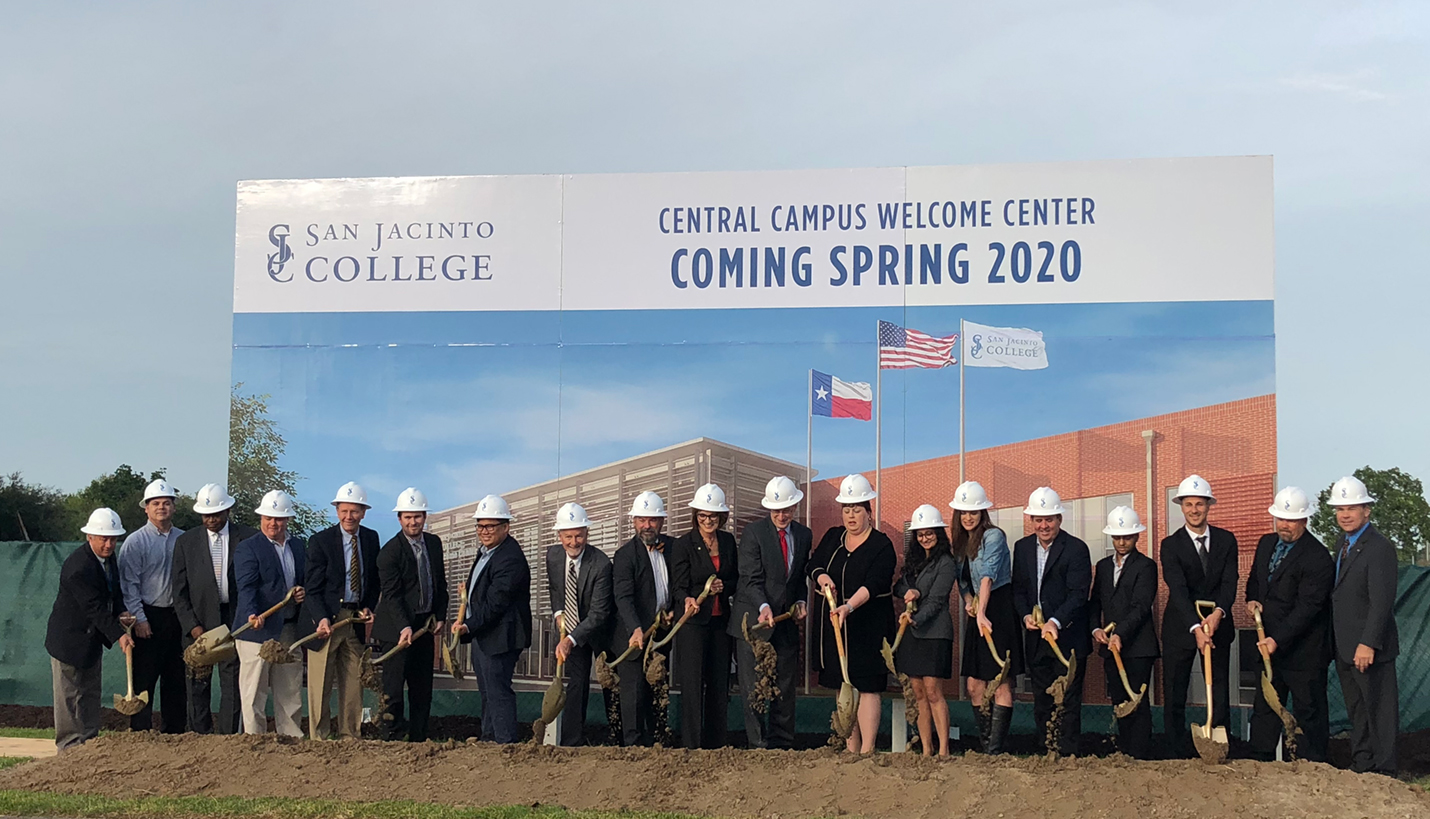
[668,482,739,748]
[893,503,958,756]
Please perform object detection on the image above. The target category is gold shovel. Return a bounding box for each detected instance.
[881,601,920,749]
[113,618,149,717]
[821,585,858,741]
[1100,623,1146,719]
[1253,609,1302,758]
[740,604,798,715]
[1033,606,1078,702]
[1191,600,1229,764]
[444,581,469,681]
[598,610,665,672]
[880,600,916,675]
[183,588,297,669]
[646,576,715,657]
[259,612,371,664]
[974,595,1011,719]
[531,616,569,741]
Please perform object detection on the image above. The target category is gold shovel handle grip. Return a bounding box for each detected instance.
[650,575,715,652]
[1252,609,1274,675]
[1033,606,1072,668]
[231,587,297,639]
[289,613,370,653]
[604,611,664,666]
[372,615,436,664]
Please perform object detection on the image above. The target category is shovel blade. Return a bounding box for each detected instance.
[831,682,858,739]
[1192,724,1229,764]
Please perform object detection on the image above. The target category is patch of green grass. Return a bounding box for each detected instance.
[0,758,29,772]
[1412,774,1429,792]
[0,791,706,819]
[0,727,55,739]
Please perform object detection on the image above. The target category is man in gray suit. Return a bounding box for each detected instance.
[1327,475,1399,775]
[545,502,613,746]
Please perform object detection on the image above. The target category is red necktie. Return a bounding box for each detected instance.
[778,528,790,578]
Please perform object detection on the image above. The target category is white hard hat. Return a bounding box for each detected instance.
[1173,474,1216,504]
[1327,475,1376,507]
[1269,486,1314,520]
[553,502,593,531]
[1023,487,1066,516]
[628,490,667,518]
[761,476,804,510]
[950,480,994,511]
[81,507,125,537]
[835,474,877,504]
[472,494,513,521]
[192,483,236,514]
[331,481,371,508]
[393,487,429,513]
[141,479,178,505]
[909,503,947,530]
[1102,505,1147,536]
[689,483,729,513]
[255,490,297,519]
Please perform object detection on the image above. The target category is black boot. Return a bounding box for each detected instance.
[988,705,1013,755]
[976,707,993,752]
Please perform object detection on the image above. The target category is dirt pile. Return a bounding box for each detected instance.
[2,732,1426,819]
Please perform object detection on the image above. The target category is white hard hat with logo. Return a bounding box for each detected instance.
[472,494,513,521]
[1269,486,1314,520]
[761,476,804,510]
[689,483,729,513]
[255,490,297,519]
[393,487,429,513]
[331,481,371,508]
[1327,475,1376,507]
[554,502,593,531]
[628,490,667,518]
[1173,474,1216,504]
[835,474,877,504]
[1102,505,1147,536]
[192,483,236,514]
[141,479,178,505]
[81,508,126,537]
[950,480,994,511]
[1023,487,1066,516]
[909,503,947,530]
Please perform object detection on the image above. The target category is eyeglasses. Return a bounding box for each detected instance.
[475,523,507,533]
[696,513,721,522]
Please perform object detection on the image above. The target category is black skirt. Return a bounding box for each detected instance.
[960,581,1025,681]
[896,634,953,679]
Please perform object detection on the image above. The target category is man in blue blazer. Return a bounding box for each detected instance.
[233,490,307,737]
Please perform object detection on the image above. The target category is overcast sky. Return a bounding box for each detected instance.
[2,2,1427,505]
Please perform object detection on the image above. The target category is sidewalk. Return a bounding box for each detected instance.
[0,737,55,759]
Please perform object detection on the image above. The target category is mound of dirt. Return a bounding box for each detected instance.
[2,732,1425,819]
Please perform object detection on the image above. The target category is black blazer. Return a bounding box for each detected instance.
[1160,525,1239,651]
[668,528,738,626]
[1012,530,1093,656]
[172,522,257,639]
[302,524,381,626]
[1330,524,1400,664]
[46,543,126,669]
[459,535,532,655]
[610,534,674,653]
[1087,549,1160,659]
[729,516,811,643]
[893,551,959,641]
[1245,530,1333,671]
[545,543,613,649]
[373,532,449,644]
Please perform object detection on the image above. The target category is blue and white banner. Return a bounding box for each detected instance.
[961,321,1049,370]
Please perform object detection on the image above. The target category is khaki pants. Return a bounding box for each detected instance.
[51,656,102,752]
[307,608,366,739]
[236,622,304,737]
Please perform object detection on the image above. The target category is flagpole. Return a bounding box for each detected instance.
[959,318,966,484]
[874,321,882,525]
[806,369,813,530]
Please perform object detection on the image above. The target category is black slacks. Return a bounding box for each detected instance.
[1337,658,1398,775]
[735,626,800,749]
[1250,661,1329,762]
[1024,634,1085,756]
[1162,639,1230,758]
[186,602,240,734]
[617,644,669,747]
[1103,653,1154,759]
[132,604,187,733]
[379,631,434,742]
[558,643,594,746]
[675,617,731,749]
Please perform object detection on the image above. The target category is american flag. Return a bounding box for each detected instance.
[878,320,957,369]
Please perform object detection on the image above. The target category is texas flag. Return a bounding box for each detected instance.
[811,370,872,420]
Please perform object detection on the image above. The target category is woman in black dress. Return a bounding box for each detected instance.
[809,473,897,754]
[893,503,958,756]
[951,479,1022,754]
[668,482,739,749]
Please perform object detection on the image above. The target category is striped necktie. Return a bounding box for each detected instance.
[565,559,580,633]
[348,534,362,602]
[210,533,225,601]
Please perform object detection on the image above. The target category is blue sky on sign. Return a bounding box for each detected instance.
[233,299,1272,515]
[1,2,1427,509]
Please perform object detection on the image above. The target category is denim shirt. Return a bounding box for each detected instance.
[958,527,1011,597]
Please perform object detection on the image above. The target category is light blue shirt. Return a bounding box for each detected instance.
[466,542,493,606]
[118,521,183,622]
[959,527,1011,597]
[1346,521,1371,548]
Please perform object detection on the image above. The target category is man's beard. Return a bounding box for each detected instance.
[638,530,660,547]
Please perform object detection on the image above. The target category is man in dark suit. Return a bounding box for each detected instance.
[46,508,134,752]
[610,490,675,746]
[1327,475,1400,775]
[172,484,257,735]
[544,502,612,746]
[374,487,449,742]
[233,490,308,737]
[1012,487,1092,756]
[1089,506,1159,760]
[1245,486,1334,762]
[454,493,531,744]
[729,475,810,749]
[302,481,381,740]
[1160,474,1238,759]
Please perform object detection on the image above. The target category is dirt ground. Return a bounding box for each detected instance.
[2,732,1427,819]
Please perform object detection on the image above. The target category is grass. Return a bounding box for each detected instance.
[1413,774,1430,792]
[0,792,707,819]
[0,758,28,771]
[0,727,55,739]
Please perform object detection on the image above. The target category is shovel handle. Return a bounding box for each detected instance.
[373,615,436,664]
[231,587,297,639]
[1102,624,1140,701]
[1033,606,1072,669]
[289,613,369,653]
[649,575,715,652]
[604,611,664,666]
[890,600,916,653]
[448,582,470,652]
[1252,609,1274,675]
[821,585,852,683]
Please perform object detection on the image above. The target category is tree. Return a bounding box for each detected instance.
[1310,466,1430,566]
[63,464,202,535]
[0,472,71,541]
[228,383,327,536]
